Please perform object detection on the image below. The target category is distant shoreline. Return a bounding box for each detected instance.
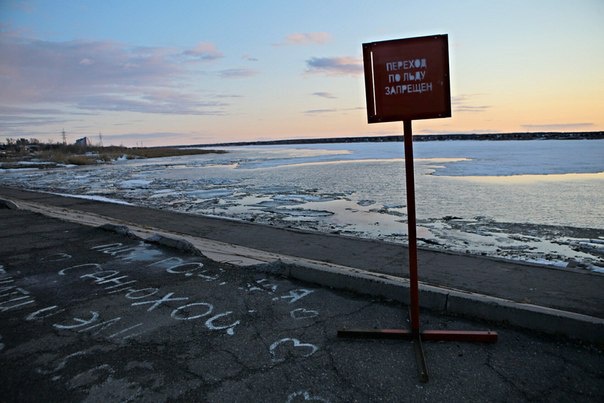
[182,131,604,148]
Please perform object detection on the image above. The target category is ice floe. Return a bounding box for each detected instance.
[1,140,602,272]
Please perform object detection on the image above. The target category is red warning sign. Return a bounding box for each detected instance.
[363,34,451,123]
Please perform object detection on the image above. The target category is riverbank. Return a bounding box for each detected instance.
[0,143,226,168]
[183,131,604,148]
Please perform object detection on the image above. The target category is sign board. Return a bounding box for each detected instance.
[363,34,451,123]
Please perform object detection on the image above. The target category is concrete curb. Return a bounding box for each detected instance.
[269,258,604,344]
[0,198,19,210]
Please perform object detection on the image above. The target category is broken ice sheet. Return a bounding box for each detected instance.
[1,140,602,272]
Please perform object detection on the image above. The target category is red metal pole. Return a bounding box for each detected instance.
[403,120,420,335]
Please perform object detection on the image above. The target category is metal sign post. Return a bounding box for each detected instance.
[403,120,420,337]
[338,34,497,383]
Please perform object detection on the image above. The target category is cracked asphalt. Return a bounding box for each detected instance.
[1,208,603,402]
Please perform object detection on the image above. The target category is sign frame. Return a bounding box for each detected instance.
[363,34,452,123]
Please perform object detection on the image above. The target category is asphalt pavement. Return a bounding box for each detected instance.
[0,189,603,401]
[0,186,603,342]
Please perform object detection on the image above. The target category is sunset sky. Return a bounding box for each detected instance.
[1,0,603,146]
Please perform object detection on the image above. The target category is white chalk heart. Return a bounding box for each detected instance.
[270,338,318,363]
[290,308,319,320]
[286,390,330,403]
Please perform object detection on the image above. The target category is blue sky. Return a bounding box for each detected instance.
[1,0,603,146]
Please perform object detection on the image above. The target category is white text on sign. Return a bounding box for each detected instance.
[384,58,432,96]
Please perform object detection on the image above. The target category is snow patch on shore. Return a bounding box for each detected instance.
[52,192,133,205]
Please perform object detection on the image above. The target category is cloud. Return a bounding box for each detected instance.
[454,105,491,112]
[102,132,187,142]
[182,42,224,61]
[95,131,216,147]
[218,68,259,79]
[242,54,258,62]
[1,37,174,102]
[452,94,490,113]
[521,123,594,131]
[77,94,227,115]
[304,106,363,115]
[0,105,67,115]
[211,94,243,99]
[275,32,331,46]
[305,57,363,76]
[312,92,337,99]
[0,38,182,103]
[0,115,75,129]
[0,33,230,117]
[0,105,93,130]
[304,108,337,115]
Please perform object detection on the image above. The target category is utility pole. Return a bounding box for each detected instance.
[61,129,67,145]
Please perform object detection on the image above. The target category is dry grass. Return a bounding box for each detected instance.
[1,146,227,168]
[36,151,97,165]
[126,147,227,159]
[90,147,227,162]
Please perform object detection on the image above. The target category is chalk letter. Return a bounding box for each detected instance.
[98,275,137,290]
[166,262,203,275]
[205,311,240,336]
[108,322,144,340]
[171,302,213,320]
[53,311,99,330]
[80,317,122,334]
[26,305,65,321]
[125,287,159,300]
[274,289,314,304]
[80,270,120,282]
[58,263,101,276]
[130,292,188,312]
